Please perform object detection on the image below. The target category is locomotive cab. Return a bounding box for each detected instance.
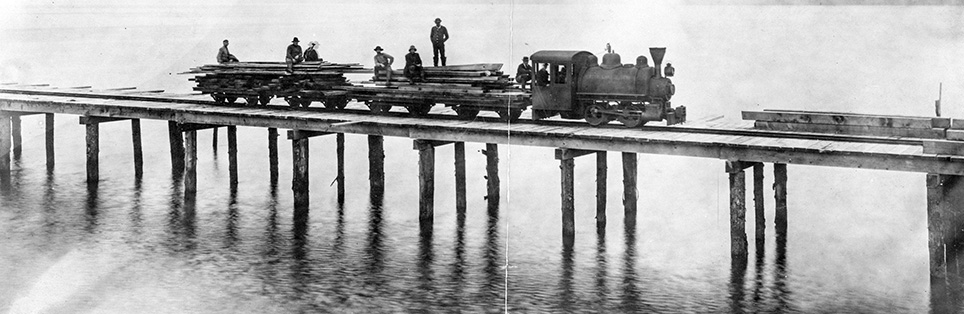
[529,51,596,119]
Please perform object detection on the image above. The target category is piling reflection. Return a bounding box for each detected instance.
[558,239,575,310]
[165,178,197,252]
[729,246,748,313]
[595,228,609,304]
[483,203,503,303]
[84,183,99,234]
[773,222,790,312]
[752,229,765,305]
[448,208,467,306]
[290,204,311,296]
[224,185,239,249]
[619,221,644,312]
[417,218,436,300]
[129,177,144,234]
[365,186,386,287]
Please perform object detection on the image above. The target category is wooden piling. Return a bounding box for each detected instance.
[729,168,748,259]
[268,128,279,186]
[622,152,638,226]
[773,163,787,232]
[0,113,10,180]
[927,174,964,285]
[454,142,467,213]
[561,157,575,241]
[292,137,310,210]
[184,130,197,198]
[369,135,385,193]
[227,126,238,186]
[753,163,765,234]
[168,121,184,174]
[485,143,499,211]
[596,151,607,229]
[417,141,436,227]
[11,115,21,159]
[336,133,345,205]
[45,113,54,169]
[85,122,99,184]
[212,127,218,150]
[131,119,143,178]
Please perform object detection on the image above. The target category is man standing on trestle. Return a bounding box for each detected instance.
[430,18,449,67]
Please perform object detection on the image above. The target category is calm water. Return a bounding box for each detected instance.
[2,2,963,313]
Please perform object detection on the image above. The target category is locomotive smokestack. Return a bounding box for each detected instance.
[649,47,666,77]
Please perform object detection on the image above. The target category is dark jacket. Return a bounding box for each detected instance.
[405,52,423,67]
[516,63,532,77]
[286,43,303,60]
[217,46,237,63]
[304,48,319,61]
[430,25,449,45]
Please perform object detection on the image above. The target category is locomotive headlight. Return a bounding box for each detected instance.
[665,63,675,77]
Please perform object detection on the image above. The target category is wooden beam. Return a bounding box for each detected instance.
[455,142,466,214]
[924,140,964,155]
[485,143,500,212]
[45,113,54,170]
[726,160,761,173]
[369,135,385,194]
[417,140,436,229]
[554,148,597,160]
[412,139,452,150]
[622,152,637,227]
[287,129,332,140]
[132,119,143,178]
[729,166,747,260]
[86,123,99,184]
[755,121,946,139]
[753,163,765,236]
[79,116,130,125]
[596,152,607,230]
[178,123,223,132]
[744,110,946,129]
[926,174,964,282]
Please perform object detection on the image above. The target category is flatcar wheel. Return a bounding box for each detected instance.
[212,94,225,104]
[259,94,272,106]
[300,98,312,108]
[324,96,348,110]
[455,107,480,120]
[285,96,300,107]
[617,105,647,128]
[245,97,259,106]
[406,105,430,117]
[498,108,523,122]
[369,102,391,115]
[583,103,608,126]
[225,96,238,104]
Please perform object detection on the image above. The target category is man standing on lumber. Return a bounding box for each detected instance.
[430,18,449,67]
[217,39,239,63]
[373,46,394,86]
[285,37,303,74]
[304,41,321,62]
[515,56,532,90]
[404,45,426,84]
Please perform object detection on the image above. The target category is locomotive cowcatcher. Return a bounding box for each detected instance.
[529,47,685,127]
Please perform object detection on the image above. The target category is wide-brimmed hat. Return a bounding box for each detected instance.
[374,46,383,51]
[435,18,441,22]
[292,37,299,42]
[409,45,417,51]
[309,41,318,47]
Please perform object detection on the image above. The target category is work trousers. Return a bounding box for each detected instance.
[432,43,446,67]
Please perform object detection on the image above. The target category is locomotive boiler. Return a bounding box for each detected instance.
[529,47,685,127]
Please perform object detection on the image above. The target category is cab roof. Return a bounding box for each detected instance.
[530,51,594,63]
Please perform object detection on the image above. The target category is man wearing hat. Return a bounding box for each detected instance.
[404,45,426,84]
[430,18,449,67]
[217,39,239,64]
[285,37,303,73]
[515,56,533,90]
[304,41,321,62]
[373,46,394,85]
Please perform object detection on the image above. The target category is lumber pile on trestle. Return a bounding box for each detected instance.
[372,64,515,90]
[182,61,366,98]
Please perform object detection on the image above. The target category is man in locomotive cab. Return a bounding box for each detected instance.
[536,63,549,87]
[556,65,567,84]
[285,37,303,74]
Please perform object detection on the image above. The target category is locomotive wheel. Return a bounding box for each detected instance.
[324,96,348,110]
[369,102,391,115]
[406,104,431,117]
[583,103,609,126]
[617,104,647,128]
[454,107,480,120]
[497,108,523,122]
[259,94,272,106]
[225,96,238,104]
[245,97,259,106]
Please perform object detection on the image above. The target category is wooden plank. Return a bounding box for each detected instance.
[755,121,946,139]
[947,129,964,141]
[744,110,935,129]
[924,140,964,155]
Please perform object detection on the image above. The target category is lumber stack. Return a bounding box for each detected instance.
[372,64,514,90]
[744,109,964,155]
[182,61,366,97]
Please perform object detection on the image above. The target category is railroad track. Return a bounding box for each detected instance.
[0,86,924,147]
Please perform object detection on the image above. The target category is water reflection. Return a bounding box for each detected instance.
[558,239,575,310]
[417,218,435,300]
[448,208,467,307]
[129,177,144,235]
[165,177,197,252]
[224,184,239,249]
[290,204,311,298]
[730,219,793,313]
[931,233,964,312]
[84,183,99,234]
[483,203,503,303]
[595,228,609,305]
[620,221,646,312]
[365,186,386,287]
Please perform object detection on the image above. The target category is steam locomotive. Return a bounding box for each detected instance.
[529,48,684,127]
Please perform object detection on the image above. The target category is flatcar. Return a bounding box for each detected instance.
[529,47,685,127]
